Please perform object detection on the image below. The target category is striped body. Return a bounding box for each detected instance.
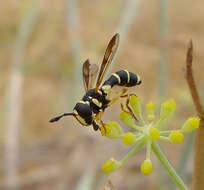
[102,70,141,88]
[73,70,141,126]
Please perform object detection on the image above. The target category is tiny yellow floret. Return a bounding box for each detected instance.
[146,101,155,110]
[120,112,135,127]
[122,132,137,145]
[101,121,123,138]
[182,117,200,133]
[129,95,141,117]
[102,158,121,173]
[141,159,153,175]
[146,101,156,121]
[169,130,184,143]
[160,99,177,120]
[147,114,155,121]
[149,127,160,140]
[130,94,140,104]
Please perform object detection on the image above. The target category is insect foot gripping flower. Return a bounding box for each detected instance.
[101,96,199,190]
[100,121,123,138]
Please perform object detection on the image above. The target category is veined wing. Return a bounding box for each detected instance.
[82,59,98,92]
[95,33,120,92]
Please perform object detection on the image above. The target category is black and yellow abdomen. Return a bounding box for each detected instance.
[102,70,141,89]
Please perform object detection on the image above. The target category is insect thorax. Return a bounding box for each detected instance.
[82,89,110,114]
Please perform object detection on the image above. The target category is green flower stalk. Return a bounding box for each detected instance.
[101,95,200,190]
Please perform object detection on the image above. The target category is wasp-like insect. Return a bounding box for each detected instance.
[49,33,142,131]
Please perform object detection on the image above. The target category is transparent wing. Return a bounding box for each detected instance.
[95,33,120,92]
[82,59,98,92]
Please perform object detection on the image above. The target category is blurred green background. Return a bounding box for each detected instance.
[1,0,204,189]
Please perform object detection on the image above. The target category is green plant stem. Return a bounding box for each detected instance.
[160,130,171,135]
[159,136,170,142]
[170,133,194,190]
[132,124,143,132]
[121,141,145,165]
[152,142,188,190]
[146,140,151,160]
[139,112,146,126]
[154,118,165,128]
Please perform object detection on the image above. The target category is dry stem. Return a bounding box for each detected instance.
[185,40,204,190]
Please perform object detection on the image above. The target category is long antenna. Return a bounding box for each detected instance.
[49,113,75,123]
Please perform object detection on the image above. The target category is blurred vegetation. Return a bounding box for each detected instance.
[1,0,204,189]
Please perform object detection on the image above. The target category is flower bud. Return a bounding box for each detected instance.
[100,121,123,138]
[146,101,156,122]
[129,95,142,118]
[169,130,184,143]
[141,159,153,175]
[102,158,121,173]
[160,99,177,120]
[122,132,137,145]
[120,112,135,127]
[149,127,160,140]
[182,117,200,133]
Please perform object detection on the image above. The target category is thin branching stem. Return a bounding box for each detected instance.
[152,142,188,190]
[185,40,204,118]
[185,40,204,190]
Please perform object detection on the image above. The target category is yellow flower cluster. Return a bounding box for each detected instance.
[101,96,200,176]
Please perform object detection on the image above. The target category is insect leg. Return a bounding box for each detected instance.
[94,110,104,122]
[120,94,138,121]
[93,111,107,134]
[120,101,129,113]
[107,88,128,107]
[92,120,99,131]
[49,113,75,123]
[99,119,107,134]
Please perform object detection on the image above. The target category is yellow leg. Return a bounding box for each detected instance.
[120,93,138,121]
[108,88,128,106]
[94,111,104,122]
[93,111,107,135]
[92,121,99,131]
[99,119,107,134]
